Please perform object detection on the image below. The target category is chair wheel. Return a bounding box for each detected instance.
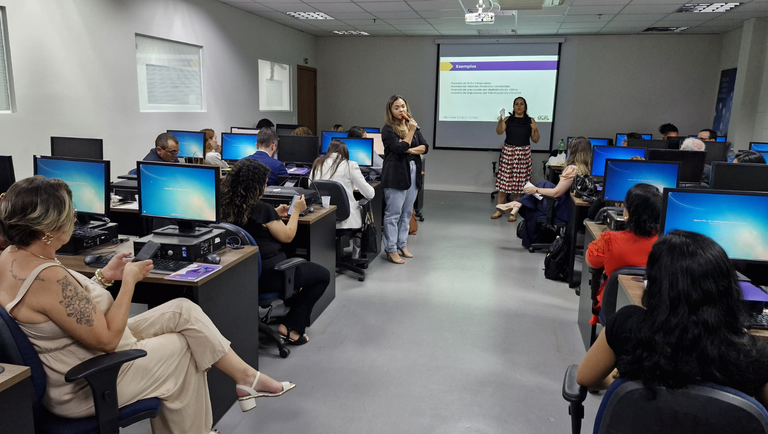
[358,275,365,282]
[528,247,535,253]
[361,263,368,269]
[279,348,290,358]
[575,288,580,296]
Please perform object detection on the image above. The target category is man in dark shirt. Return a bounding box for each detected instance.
[244,129,288,185]
[144,133,180,163]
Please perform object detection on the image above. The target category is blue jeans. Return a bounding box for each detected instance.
[383,160,418,253]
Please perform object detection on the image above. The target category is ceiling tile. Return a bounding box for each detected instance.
[301,0,355,2]
[571,0,629,5]
[737,2,768,12]
[563,14,615,22]
[231,3,277,12]
[368,11,421,18]
[341,19,397,25]
[558,28,601,33]
[406,0,460,11]
[382,18,429,25]
[358,1,414,12]
[628,0,685,3]
[698,19,745,27]
[559,21,607,28]
[566,5,625,14]
[518,6,569,15]
[516,28,559,34]
[609,12,666,21]
[330,12,376,19]
[401,29,442,34]
[426,17,465,24]
[417,10,464,18]
[714,11,768,20]
[620,4,681,14]
[603,19,656,27]
[439,29,481,34]
[599,27,642,33]
[517,14,564,22]
[653,19,712,26]
[311,2,366,12]
[659,12,719,21]
[261,2,319,12]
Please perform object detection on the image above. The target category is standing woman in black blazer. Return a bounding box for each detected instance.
[381,95,429,264]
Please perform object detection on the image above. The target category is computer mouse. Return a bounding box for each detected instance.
[203,253,221,264]
[83,254,100,266]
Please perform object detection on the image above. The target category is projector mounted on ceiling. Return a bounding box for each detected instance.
[465,1,497,24]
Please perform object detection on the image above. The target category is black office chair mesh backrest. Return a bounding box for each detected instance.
[311,180,350,221]
[599,266,646,325]
[595,379,768,433]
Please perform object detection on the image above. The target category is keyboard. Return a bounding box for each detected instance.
[85,252,117,268]
[72,227,109,238]
[748,313,768,330]
[151,258,193,275]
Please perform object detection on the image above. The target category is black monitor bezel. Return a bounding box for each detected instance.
[33,155,111,218]
[165,130,206,159]
[0,155,15,193]
[221,132,260,161]
[50,136,104,160]
[646,149,707,183]
[627,139,668,150]
[276,135,320,165]
[321,130,349,153]
[590,145,647,177]
[710,161,768,192]
[336,137,374,168]
[136,161,221,225]
[602,159,680,202]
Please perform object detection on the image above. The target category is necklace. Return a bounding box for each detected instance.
[14,246,61,265]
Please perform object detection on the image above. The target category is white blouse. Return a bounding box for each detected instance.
[310,153,375,229]
[205,152,229,169]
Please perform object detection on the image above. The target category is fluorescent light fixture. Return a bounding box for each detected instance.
[643,26,691,32]
[332,30,370,35]
[478,29,517,34]
[285,12,334,20]
[676,3,741,13]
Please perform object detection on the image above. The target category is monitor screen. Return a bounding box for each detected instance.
[166,130,205,158]
[321,131,348,153]
[591,146,647,177]
[231,127,259,134]
[339,137,373,167]
[615,134,652,146]
[33,156,110,217]
[567,137,612,147]
[50,137,104,160]
[364,127,380,133]
[647,149,706,183]
[710,162,768,192]
[277,135,319,165]
[661,189,768,262]
[137,162,220,223]
[0,156,15,193]
[603,160,680,202]
[758,151,768,162]
[750,142,768,152]
[221,133,259,161]
[367,133,385,155]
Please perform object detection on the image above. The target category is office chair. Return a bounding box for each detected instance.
[562,364,768,434]
[209,223,305,358]
[586,266,645,346]
[528,196,568,253]
[491,160,499,201]
[0,305,161,434]
[310,180,367,281]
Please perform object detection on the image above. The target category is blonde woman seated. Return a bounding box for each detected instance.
[200,128,229,169]
[310,140,375,256]
[291,126,314,136]
[0,177,293,434]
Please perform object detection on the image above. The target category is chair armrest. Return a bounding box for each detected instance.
[274,257,306,272]
[563,364,588,403]
[274,257,306,299]
[357,198,370,208]
[65,349,147,382]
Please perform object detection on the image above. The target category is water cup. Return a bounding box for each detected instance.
[321,196,331,208]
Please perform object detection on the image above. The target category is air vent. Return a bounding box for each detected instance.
[676,3,741,13]
[285,12,334,20]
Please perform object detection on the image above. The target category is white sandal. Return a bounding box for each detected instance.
[236,371,296,412]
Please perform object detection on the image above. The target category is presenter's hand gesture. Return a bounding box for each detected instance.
[408,118,418,131]
[293,195,307,214]
[530,118,538,130]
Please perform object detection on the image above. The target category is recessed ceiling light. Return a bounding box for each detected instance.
[332,30,370,35]
[285,12,334,20]
[478,29,517,34]
[643,27,691,33]
[677,3,741,13]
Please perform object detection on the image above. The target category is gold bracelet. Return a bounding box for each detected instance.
[95,269,114,287]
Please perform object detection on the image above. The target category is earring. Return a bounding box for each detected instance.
[42,233,54,245]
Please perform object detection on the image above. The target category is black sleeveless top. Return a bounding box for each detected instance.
[504,116,532,147]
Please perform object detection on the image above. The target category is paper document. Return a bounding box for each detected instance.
[525,182,544,201]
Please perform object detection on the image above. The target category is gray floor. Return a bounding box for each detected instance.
[126,190,602,434]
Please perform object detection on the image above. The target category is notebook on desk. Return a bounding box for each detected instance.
[287,167,310,175]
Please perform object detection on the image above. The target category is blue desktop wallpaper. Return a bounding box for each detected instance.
[751,143,768,152]
[339,138,373,166]
[364,127,380,133]
[321,131,348,153]
[168,131,205,158]
[36,159,106,215]
[139,164,217,222]
[591,147,646,177]
[603,161,679,202]
[663,191,768,261]
[758,151,768,161]
[616,134,652,146]
[222,134,258,160]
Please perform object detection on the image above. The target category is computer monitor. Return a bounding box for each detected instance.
[338,137,374,167]
[50,137,104,160]
[591,146,647,177]
[615,133,652,147]
[137,161,220,237]
[166,130,205,158]
[603,159,680,202]
[276,124,300,136]
[367,132,385,155]
[647,149,706,183]
[749,142,768,152]
[704,141,731,165]
[33,155,110,220]
[0,156,15,193]
[221,133,259,161]
[567,137,613,147]
[321,131,348,153]
[627,139,668,150]
[666,136,687,150]
[277,135,319,165]
[364,127,380,133]
[710,162,768,192]
[660,189,768,282]
[231,127,259,134]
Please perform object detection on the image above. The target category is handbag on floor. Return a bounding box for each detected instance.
[360,201,378,254]
[544,235,569,282]
[409,209,418,235]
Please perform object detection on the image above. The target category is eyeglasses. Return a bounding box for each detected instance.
[165,149,180,156]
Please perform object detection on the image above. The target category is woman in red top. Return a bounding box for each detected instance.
[586,183,662,325]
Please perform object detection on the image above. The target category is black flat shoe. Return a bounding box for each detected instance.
[280,327,310,346]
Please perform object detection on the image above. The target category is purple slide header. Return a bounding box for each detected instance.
[443,61,559,71]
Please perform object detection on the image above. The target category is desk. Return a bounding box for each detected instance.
[567,193,592,288]
[617,275,768,343]
[0,364,34,433]
[282,205,337,324]
[354,181,383,265]
[577,221,606,349]
[58,242,260,424]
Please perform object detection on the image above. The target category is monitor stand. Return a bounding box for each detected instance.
[76,214,109,230]
[152,223,212,238]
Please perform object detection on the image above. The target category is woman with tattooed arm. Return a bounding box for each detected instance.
[0,176,294,434]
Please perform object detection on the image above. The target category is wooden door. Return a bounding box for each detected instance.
[297,65,317,135]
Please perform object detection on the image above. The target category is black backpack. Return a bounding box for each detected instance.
[544,235,569,282]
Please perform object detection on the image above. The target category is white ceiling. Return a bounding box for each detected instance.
[216,0,768,36]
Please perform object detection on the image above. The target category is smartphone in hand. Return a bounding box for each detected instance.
[287,195,301,216]
[134,240,161,262]
[500,108,505,118]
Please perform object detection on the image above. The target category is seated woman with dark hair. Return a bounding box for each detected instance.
[735,150,767,164]
[577,230,768,407]
[221,159,329,345]
[585,183,661,325]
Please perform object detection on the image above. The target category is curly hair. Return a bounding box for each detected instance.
[624,183,661,237]
[220,159,270,226]
[0,176,75,247]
